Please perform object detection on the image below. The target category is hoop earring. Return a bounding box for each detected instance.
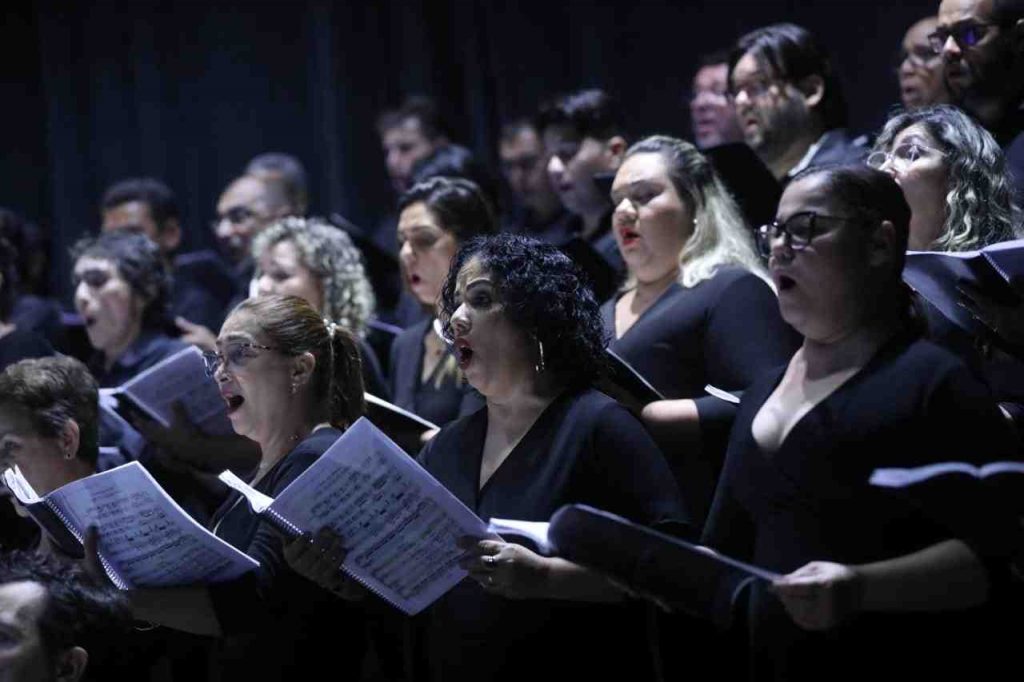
[535,338,546,374]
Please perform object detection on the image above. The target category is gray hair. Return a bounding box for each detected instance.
[622,135,767,288]
[251,216,375,336]
[873,104,1022,251]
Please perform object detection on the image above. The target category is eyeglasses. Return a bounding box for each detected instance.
[202,342,277,377]
[865,141,945,171]
[210,206,258,231]
[730,77,779,101]
[927,21,998,53]
[686,87,731,105]
[755,212,861,257]
[897,44,941,69]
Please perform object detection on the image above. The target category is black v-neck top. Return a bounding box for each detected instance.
[389,317,483,427]
[703,333,1022,681]
[413,388,688,682]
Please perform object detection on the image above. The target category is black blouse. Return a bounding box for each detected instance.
[601,268,800,525]
[389,317,483,427]
[703,333,1021,681]
[207,427,366,680]
[413,388,688,682]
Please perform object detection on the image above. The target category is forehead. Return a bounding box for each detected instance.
[777,173,837,218]
[73,255,117,275]
[103,201,155,226]
[398,202,443,232]
[218,177,265,210]
[891,122,937,147]
[732,51,771,82]
[499,128,542,156]
[265,238,302,264]
[218,310,262,340]
[905,17,939,45]
[939,0,993,23]
[383,118,429,146]
[0,581,47,627]
[694,63,728,89]
[456,257,490,287]
[612,152,668,189]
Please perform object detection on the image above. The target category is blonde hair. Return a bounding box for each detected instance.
[622,135,767,288]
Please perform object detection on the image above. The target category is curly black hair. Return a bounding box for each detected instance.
[439,234,608,390]
[70,232,172,331]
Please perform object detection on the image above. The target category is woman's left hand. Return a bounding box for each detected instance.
[458,538,551,599]
[82,526,112,586]
[771,561,861,631]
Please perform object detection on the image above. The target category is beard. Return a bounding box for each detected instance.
[746,92,814,166]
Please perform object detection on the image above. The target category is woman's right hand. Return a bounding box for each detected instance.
[284,527,365,601]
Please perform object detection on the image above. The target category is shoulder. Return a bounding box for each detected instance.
[417,405,486,467]
[683,267,771,305]
[272,427,344,485]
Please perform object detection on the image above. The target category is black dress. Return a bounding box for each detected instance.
[702,333,1022,681]
[413,388,689,682]
[389,317,483,427]
[601,268,800,525]
[207,427,365,681]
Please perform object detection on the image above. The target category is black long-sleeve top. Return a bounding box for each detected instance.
[412,388,688,682]
[702,332,1022,681]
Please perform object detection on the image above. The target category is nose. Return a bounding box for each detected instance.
[213,357,230,383]
[732,89,751,109]
[941,35,961,61]
[547,155,565,179]
[256,274,276,296]
[398,239,414,265]
[450,302,470,337]
[215,218,233,240]
[613,197,636,223]
[73,281,90,314]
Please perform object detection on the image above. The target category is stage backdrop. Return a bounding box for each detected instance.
[2,0,937,301]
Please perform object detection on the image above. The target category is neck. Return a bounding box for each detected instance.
[909,209,945,251]
[485,373,562,436]
[800,316,897,380]
[255,409,318,474]
[45,459,94,495]
[0,321,14,340]
[764,125,824,180]
[103,322,145,370]
[631,268,679,310]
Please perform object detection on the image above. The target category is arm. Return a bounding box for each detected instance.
[772,539,990,632]
[130,586,222,636]
[640,398,702,447]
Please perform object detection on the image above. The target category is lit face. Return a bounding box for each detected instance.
[448,259,532,398]
[875,124,949,249]
[610,153,692,284]
[397,202,458,309]
[544,126,617,217]
[690,63,743,148]
[899,17,951,109]
[72,257,146,359]
[214,177,276,264]
[0,581,53,682]
[731,52,812,163]
[768,174,876,342]
[256,240,323,314]
[499,127,560,218]
[937,0,1014,103]
[0,410,74,497]
[382,118,440,195]
[101,201,179,255]
[213,311,296,442]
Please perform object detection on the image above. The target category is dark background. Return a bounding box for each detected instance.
[2,0,938,302]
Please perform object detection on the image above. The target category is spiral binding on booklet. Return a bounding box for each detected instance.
[257,505,399,610]
[43,499,128,590]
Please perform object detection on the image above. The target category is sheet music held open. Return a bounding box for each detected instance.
[219,418,488,615]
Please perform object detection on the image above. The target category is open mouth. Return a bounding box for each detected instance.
[454,339,474,370]
[776,274,797,292]
[223,393,245,414]
[83,315,97,328]
[618,227,641,248]
[408,273,422,287]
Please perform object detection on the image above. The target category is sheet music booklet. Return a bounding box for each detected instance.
[218,417,489,615]
[3,462,257,588]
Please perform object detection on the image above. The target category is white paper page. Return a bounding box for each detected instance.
[218,470,275,513]
[486,519,552,555]
[48,462,258,588]
[704,385,741,404]
[3,466,40,504]
[268,418,488,615]
[120,346,233,435]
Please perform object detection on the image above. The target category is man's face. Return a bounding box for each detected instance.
[381,118,440,195]
[731,52,812,164]
[690,63,743,148]
[213,177,276,264]
[543,125,616,217]
[499,127,559,217]
[0,581,52,682]
[937,0,1015,103]
[101,202,179,254]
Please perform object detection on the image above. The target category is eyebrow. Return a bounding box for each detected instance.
[216,333,256,346]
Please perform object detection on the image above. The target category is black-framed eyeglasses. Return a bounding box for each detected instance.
[927,21,998,53]
[755,212,862,258]
[210,206,258,231]
[202,342,277,377]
